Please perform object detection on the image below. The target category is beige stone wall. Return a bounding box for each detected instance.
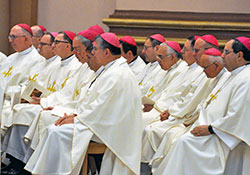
[37,0,116,33]
[116,0,250,13]
[0,0,9,55]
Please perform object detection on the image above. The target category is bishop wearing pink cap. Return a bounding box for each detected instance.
[153,37,250,175]
[25,32,142,175]
[139,33,166,96]
[31,25,47,50]
[120,35,146,81]
[194,34,219,66]
[73,30,98,63]
[1,23,44,86]
[88,24,104,35]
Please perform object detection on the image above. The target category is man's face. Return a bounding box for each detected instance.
[8,26,27,52]
[182,40,195,66]
[142,39,156,63]
[200,54,218,78]
[222,40,237,72]
[156,45,173,70]
[90,41,104,71]
[31,26,42,49]
[39,34,53,59]
[53,34,70,58]
[193,38,209,66]
[73,38,87,64]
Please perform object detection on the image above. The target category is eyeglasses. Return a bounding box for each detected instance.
[54,40,69,45]
[143,45,153,50]
[156,53,172,60]
[39,42,52,47]
[8,35,25,40]
[223,49,234,55]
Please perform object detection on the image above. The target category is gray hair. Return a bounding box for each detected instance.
[208,55,224,65]
[160,42,181,59]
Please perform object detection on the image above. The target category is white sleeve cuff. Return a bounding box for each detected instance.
[213,127,241,150]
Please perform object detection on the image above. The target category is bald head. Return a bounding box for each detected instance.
[31,25,44,49]
[8,25,32,52]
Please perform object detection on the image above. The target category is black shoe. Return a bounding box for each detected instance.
[1,163,13,172]
[1,167,20,175]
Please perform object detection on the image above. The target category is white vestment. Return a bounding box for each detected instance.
[0,51,7,63]
[141,69,229,163]
[22,55,61,88]
[0,46,44,129]
[0,46,44,87]
[145,60,188,102]
[0,75,6,117]
[138,61,164,96]
[148,69,231,170]
[129,56,146,81]
[141,63,203,129]
[154,65,250,175]
[24,63,95,149]
[25,57,142,175]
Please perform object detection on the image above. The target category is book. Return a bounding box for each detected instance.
[20,81,50,103]
[142,96,155,105]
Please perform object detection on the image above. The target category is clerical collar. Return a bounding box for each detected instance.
[231,65,246,76]
[151,61,159,66]
[18,46,32,56]
[216,68,226,79]
[104,59,116,70]
[95,66,105,76]
[61,54,74,67]
[46,55,57,63]
[128,56,138,66]
[189,62,198,69]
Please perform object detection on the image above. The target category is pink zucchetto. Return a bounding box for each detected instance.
[100,32,120,48]
[38,25,47,32]
[236,37,250,51]
[88,25,104,35]
[150,34,165,43]
[194,36,201,41]
[120,36,137,46]
[17,23,33,35]
[165,41,181,53]
[203,48,221,56]
[50,32,58,38]
[201,35,219,47]
[78,30,98,42]
[64,31,76,42]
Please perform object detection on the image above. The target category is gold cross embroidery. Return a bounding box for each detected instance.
[61,77,69,88]
[73,89,79,100]
[28,73,39,82]
[205,89,220,107]
[2,66,13,77]
[47,81,56,92]
[147,86,155,97]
